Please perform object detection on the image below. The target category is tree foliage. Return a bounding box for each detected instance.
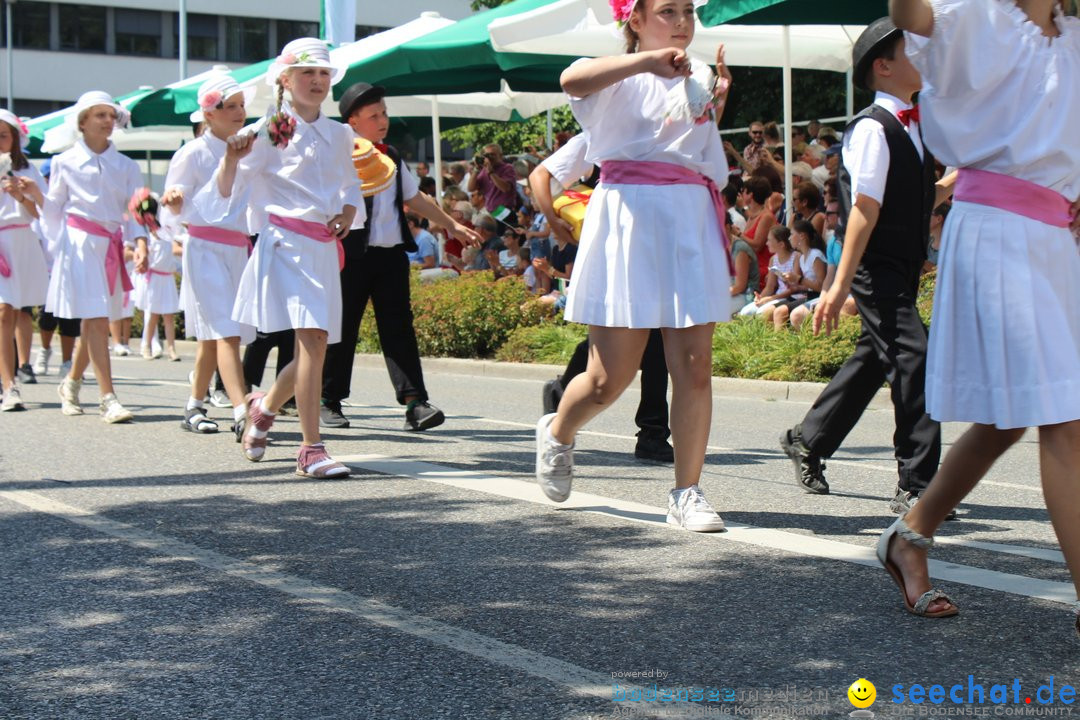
[441,105,580,154]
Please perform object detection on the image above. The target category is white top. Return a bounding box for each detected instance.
[197,104,364,231]
[769,253,797,294]
[905,0,1080,199]
[164,132,250,236]
[366,141,420,248]
[798,248,827,284]
[42,139,145,247]
[541,135,592,191]
[146,227,176,272]
[843,92,924,205]
[0,164,46,226]
[568,58,728,186]
[728,207,747,232]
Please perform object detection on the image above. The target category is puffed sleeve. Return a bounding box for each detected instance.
[701,123,729,189]
[337,127,363,224]
[164,142,198,199]
[193,129,268,225]
[904,0,1019,98]
[123,159,146,246]
[567,58,623,130]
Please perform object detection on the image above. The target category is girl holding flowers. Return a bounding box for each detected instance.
[535,0,734,532]
[196,39,363,478]
[43,91,146,423]
[161,75,256,437]
[0,109,48,412]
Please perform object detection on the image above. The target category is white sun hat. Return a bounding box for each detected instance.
[69,90,131,129]
[190,74,258,122]
[0,109,30,149]
[265,38,346,87]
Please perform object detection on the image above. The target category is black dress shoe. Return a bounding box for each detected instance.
[279,400,299,417]
[320,401,350,429]
[405,401,444,431]
[634,433,674,463]
[779,427,829,494]
[542,377,563,415]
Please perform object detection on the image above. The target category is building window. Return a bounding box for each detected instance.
[276,20,319,46]
[356,25,391,41]
[116,9,163,57]
[225,17,268,63]
[173,13,219,61]
[59,4,107,53]
[2,1,51,50]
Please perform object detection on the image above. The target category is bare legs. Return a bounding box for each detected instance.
[0,304,15,389]
[71,317,116,396]
[261,328,327,446]
[1038,421,1080,597]
[191,337,247,409]
[14,310,32,369]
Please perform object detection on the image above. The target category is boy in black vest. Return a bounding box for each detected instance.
[779,18,956,516]
[322,82,481,430]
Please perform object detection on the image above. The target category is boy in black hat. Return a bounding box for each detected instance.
[321,82,481,430]
[779,17,956,516]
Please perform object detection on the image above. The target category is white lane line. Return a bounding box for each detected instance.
[934,537,1065,564]
[336,454,1075,606]
[0,489,627,707]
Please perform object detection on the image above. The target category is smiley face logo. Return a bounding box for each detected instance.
[848,678,876,708]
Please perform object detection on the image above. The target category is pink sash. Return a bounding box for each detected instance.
[145,268,172,277]
[188,224,252,256]
[955,169,1072,228]
[600,161,734,275]
[0,223,30,278]
[66,215,134,293]
[269,214,344,271]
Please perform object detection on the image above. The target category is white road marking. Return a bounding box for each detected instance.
[334,454,1075,606]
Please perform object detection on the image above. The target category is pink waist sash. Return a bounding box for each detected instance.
[269,214,344,271]
[67,215,134,293]
[145,268,172,277]
[0,223,31,278]
[954,168,1072,228]
[600,161,733,275]
[188,224,252,256]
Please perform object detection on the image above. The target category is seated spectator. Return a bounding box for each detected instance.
[791,125,808,147]
[742,175,779,289]
[728,215,760,311]
[817,127,840,149]
[807,120,822,144]
[740,121,770,173]
[418,176,436,197]
[722,181,747,233]
[789,181,825,238]
[520,246,540,293]
[439,200,475,275]
[472,214,503,271]
[738,225,797,316]
[801,144,829,192]
[469,189,486,215]
[770,219,827,330]
[533,228,576,310]
[406,214,454,282]
[823,143,842,180]
[415,161,430,178]
[790,161,814,186]
[448,162,469,191]
[924,202,950,274]
[496,228,526,278]
[791,199,858,330]
[763,121,781,150]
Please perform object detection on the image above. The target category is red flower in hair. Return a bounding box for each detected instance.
[610,0,638,24]
[127,187,160,234]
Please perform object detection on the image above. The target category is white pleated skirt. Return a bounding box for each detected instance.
[232,224,342,344]
[45,225,126,322]
[134,268,180,314]
[180,235,255,343]
[0,226,49,308]
[119,261,136,320]
[926,201,1080,429]
[564,183,732,329]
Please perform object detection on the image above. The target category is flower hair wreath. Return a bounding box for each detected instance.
[198,90,223,111]
[610,0,638,26]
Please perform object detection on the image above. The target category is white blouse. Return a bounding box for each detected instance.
[568,59,728,187]
[0,164,46,226]
[197,102,364,231]
[906,0,1080,199]
[164,132,250,236]
[843,92,924,205]
[42,139,146,246]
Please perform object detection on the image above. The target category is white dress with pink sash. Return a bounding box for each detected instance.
[907,0,1080,428]
[0,164,48,308]
[564,59,733,329]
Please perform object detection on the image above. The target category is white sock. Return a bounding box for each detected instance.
[186,396,203,411]
[232,404,245,422]
[258,397,274,416]
[546,428,572,449]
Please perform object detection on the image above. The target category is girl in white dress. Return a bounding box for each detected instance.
[535,0,733,532]
[134,217,182,362]
[43,91,146,423]
[882,0,1080,629]
[162,75,256,437]
[197,39,363,478]
[0,110,48,412]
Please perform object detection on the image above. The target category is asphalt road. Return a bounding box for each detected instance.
[1,346,1076,720]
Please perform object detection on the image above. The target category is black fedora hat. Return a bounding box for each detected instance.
[338,82,386,120]
[852,17,904,91]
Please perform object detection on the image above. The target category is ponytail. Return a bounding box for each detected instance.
[275,77,285,112]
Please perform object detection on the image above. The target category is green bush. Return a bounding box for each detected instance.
[496,320,588,364]
[357,270,549,358]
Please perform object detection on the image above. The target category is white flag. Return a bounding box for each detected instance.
[321,0,356,46]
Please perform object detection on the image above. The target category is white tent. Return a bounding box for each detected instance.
[488,0,865,206]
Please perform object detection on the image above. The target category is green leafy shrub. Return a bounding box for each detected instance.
[357,270,548,358]
[496,321,588,364]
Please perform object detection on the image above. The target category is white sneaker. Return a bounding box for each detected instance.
[536,413,573,502]
[210,389,231,408]
[59,360,72,377]
[151,336,163,359]
[33,347,51,375]
[113,344,130,357]
[58,377,83,416]
[100,393,134,423]
[1,385,24,412]
[667,485,726,533]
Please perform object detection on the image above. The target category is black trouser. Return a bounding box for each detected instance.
[559,329,670,438]
[323,245,426,406]
[229,329,295,391]
[799,294,941,492]
[34,308,81,337]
